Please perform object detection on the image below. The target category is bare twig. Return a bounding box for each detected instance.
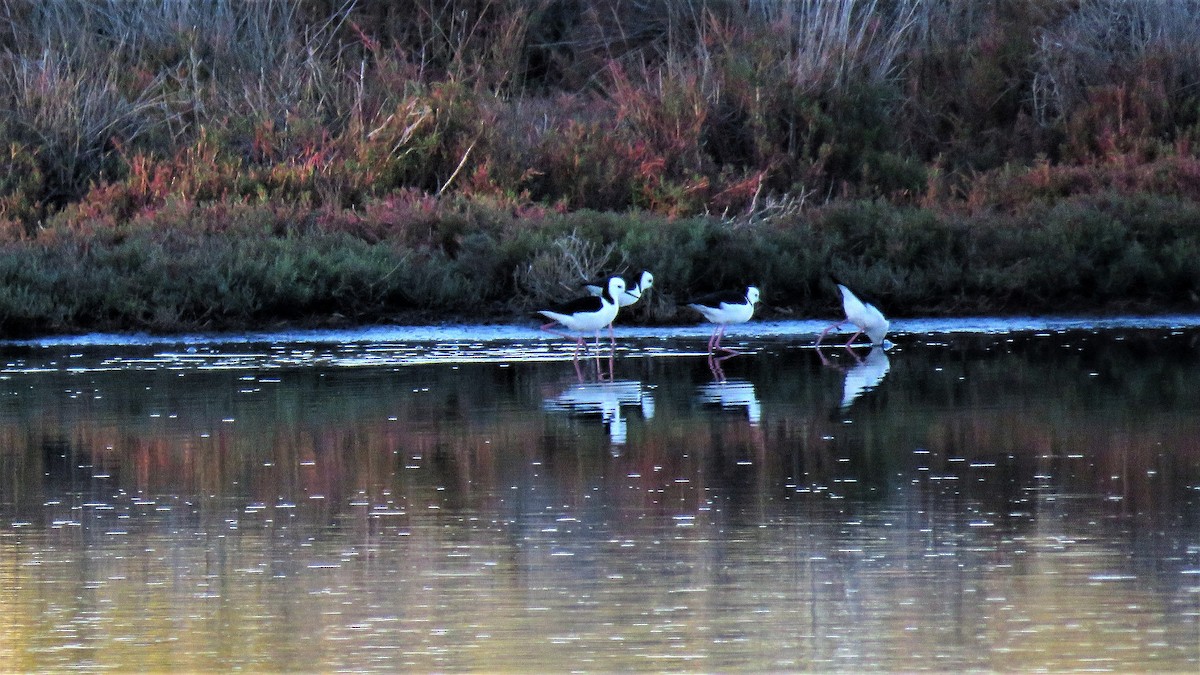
[437,139,477,196]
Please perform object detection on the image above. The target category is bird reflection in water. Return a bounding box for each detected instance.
[696,377,762,426]
[818,345,891,410]
[543,380,655,448]
[706,350,735,382]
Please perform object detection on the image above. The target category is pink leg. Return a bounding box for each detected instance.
[707,352,726,382]
[844,329,863,348]
[715,325,742,355]
[569,336,587,379]
[541,321,575,341]
[816,344,835,367]
[708,326,728,353]
[545,321,592,357]
[816,343,862,369]
[545,321,592,364]
[817,321,843,346]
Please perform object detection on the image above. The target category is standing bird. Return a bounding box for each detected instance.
[687,286,760,355]
[584,270,654,342]
[539,276,626,358]
[817,280,890,348]
[585,270,654,309]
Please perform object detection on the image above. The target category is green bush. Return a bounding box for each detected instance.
[0,2,1198,334]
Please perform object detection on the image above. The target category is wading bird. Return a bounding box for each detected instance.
[584,270,654,342]
[817,280,890,348]
[687,286,760,355]
[539,276,626,378]
[585,270,654,309]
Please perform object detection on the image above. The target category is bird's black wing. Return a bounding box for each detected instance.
[583,273,637,292]
[687,289,747,308]
[542,294,606,315]
[581,278,606,293]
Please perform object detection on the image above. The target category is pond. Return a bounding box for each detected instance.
[1,317,1199,671]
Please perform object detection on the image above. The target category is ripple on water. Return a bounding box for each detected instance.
[0,314,1195,373]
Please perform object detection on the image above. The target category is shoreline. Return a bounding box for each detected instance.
[7,312,1199,348]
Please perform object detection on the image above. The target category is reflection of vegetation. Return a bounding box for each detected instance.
[0,331,1197,523]
[2,332,1199,669]
[2,3,1200,333]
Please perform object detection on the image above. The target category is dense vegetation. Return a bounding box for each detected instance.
[1,0,1199,335]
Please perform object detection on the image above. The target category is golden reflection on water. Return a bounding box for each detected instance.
[0,330,1198,671]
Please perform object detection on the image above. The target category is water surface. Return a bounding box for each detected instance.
[1,318,1199,671]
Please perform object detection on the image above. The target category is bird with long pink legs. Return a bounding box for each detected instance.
[687,286,760,356]
[817,280,890,348]
[584,270,654,345]
[538,276,626,380]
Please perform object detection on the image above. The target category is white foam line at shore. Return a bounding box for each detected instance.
[4,314,1199,348]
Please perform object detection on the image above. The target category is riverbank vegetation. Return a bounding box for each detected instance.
[0,0,1198,335]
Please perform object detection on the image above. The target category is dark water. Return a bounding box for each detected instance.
[1,320,1199,671]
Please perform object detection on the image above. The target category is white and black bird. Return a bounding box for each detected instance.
[584,270,654,342]
[817,280,890,347]
[538,276,626,353]
[585,270,654,308]
[687,285,760,354]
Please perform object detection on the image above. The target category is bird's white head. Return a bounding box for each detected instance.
[638,270,654,293]
[606,276,627,303]
[746,286,761,304]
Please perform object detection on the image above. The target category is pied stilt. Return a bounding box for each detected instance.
[817,280,890,347]
[584,270,654,345]
[539,276,626,369]
[585,270,654,308]
[687,286,760,354]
